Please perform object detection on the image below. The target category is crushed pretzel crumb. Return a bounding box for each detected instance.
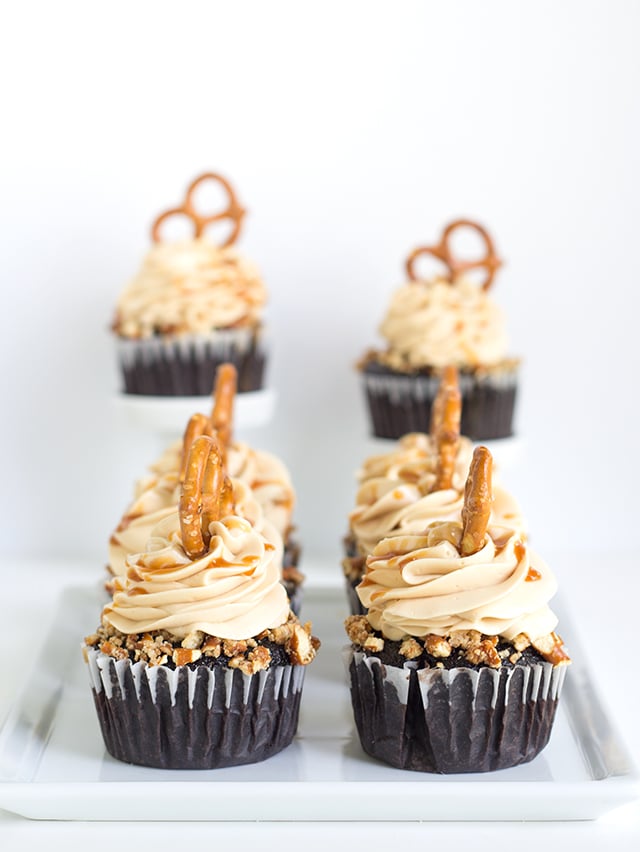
[512,633,531,652]
[424,634,452,658]
[172,647,202,666]
[466,639,502,668]
[399,637,423,659]
[363,635,385,653]
[345,615,374,646]
[84,609,319,668]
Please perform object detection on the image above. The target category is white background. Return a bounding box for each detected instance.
[1,3,639,845]
[1,0,639,566]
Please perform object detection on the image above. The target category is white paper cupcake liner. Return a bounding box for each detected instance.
[361,363,518,440]
[117,327,267,395]
[345,647,567,773]
[85,648,305,769]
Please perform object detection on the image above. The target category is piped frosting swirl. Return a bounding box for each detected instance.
[378,275,509,369]
[113,239,266,339]
[104,510,290,640]
[359,522,557,643]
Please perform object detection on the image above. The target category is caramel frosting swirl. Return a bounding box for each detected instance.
[109,472,180,579]
[113,239,267,339]
[359,522,558,643]
[349,479,524,557]
[110,473,281,581]
[378,275,509,369]
[229,445,296,539]
[143,439,296,539]
[356,432,474,490]
[104,511,290,640]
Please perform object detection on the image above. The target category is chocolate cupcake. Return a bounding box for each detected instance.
[359,220,519,440]
[343,369,524,615]
[113,172,267,395]
[345,446,569,773]
[85,435,319,770]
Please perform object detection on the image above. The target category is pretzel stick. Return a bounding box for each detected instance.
[429,365,459,438]
[431,383,462,491]
[210,363,237,454]
[179,413,214,482]
[406,219,502,291]
[151,172,246,246]
[460,446,493,556]
[179,435,226,559]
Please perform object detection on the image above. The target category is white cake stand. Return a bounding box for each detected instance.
[113,388,277,438]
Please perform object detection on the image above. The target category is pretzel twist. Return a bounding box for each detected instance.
[460,446,493,556]
[151,172,246,246]
[431,380,462,492]
[406,219,502,291]
[210,362,237,455]
[179,435,235,559]
[179,413,214,482]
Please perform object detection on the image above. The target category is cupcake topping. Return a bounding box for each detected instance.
[211,362,236,459]
[113,174,266,339]
[373,220,511,370]
[406,219,502,292]
[356,431,474,490]
[348,427,523,558]
[139,365,296,540]
[179,412,215,481]
[460,445,492,556]
[104,436,292,641]
[151,172,246,247]
[355,447,569,665]
[430,365,462,492]
[179,435,235,559]
[112,240,266,338]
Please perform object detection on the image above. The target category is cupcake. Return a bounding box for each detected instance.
[119,363,305,612]
[85,435,319,769]
[359,219,519,440]
[342,368,524,615]
[345,446,569,773]
[112,172,267,395]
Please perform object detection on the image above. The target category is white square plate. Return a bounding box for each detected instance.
[0,583,637,821]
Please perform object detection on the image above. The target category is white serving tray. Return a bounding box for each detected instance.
[0,583,637,822]
[114,388,276,436]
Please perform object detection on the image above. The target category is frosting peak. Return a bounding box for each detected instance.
[359,522,558,643]
[378,275,509,369]
[113,239,267,339]
[104,511,290,640]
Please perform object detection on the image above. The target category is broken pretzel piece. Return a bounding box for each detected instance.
[179,413,214,482]
[431,373,462,492]
[210,362,237,456]
[429,364,459,438]
[179,435,235,559]
[531,632,571,666]
[460,446,493,556]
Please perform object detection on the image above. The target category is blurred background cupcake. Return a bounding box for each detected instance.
[112,171,268,396]
[359,219,519,441]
